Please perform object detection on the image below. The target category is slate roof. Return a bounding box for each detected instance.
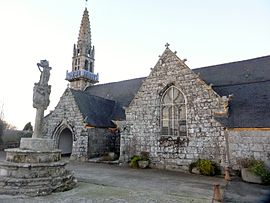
[193,55,270,86]
[71,89,125,128]
[85,77,145,107]
[73,55,270,128]
[193,55,270,128]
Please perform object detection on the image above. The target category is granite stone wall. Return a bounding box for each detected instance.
[87,128,120,158]
[43,88,88,160]
[43,88,120,161]
[228,130,270,170]
[120,48,228,171]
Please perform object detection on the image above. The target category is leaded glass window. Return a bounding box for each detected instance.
[161,86,187,136]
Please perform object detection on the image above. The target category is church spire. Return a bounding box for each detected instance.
[66,6,99,91]
[78,8,91,50]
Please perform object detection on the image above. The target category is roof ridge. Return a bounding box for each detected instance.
[194,55,270,70]
[213,78,270,88]
[87,77,146,88]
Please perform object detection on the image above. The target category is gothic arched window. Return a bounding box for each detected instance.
[161,86,187,136]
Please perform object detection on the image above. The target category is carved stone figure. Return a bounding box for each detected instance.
[37,60,51,86]
[33,60,52,110]
[33,60,52,138]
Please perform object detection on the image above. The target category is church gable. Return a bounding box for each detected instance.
[128,47,227,119]
[121,46,228,169]
[43,88,85,139]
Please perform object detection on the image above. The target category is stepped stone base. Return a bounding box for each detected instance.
[0,139,77,196]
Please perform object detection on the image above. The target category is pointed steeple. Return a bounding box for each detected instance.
[78,8,91,50]
[66,7,98,90]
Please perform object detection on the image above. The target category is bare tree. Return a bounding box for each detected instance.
[0,103,16,144]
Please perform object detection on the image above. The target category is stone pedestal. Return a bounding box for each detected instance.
[0,60,76,196]
[20,138,55,151]
[0,139,76,196]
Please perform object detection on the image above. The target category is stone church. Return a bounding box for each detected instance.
[44,7,270,170]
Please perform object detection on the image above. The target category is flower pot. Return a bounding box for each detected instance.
[241,168,262,184]
[138,160,149,169]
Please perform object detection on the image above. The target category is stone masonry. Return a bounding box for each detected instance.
[0,60,76,196]
[44,88,87,160]
[87,128,120,158]
[228,130,270,170]
[44,88,120,161]
[120,47,229,171]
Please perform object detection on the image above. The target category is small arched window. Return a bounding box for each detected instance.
[161,86,187,136]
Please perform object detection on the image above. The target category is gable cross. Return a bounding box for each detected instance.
[165,43,170,48]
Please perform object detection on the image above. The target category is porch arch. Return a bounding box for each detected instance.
[53,122,75,156]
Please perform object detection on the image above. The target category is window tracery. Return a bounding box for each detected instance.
[161,86,187,136]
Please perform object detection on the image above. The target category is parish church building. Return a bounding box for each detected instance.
[44,7,270,170]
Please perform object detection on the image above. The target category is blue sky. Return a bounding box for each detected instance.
[0,0,269,129]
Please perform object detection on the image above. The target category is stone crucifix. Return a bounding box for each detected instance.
[32,60,52,138]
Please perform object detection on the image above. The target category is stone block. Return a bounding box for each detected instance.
[5,148,61,163]
[0,150,76,196]
[138,160,150,169]
[241,168,262,184]
[20,138,55,151]
[0,169,8,176]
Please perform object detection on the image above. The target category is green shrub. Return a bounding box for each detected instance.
[130,155,142,168]
[189,159,221,176]
[198,159,215,176]
[238,158,270,184]
[130,152,150,168]
[250,160,270,184]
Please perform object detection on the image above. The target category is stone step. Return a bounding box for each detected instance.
[0,186,53,196]
[0,173,76,196]
[0,172,74,185]
[5,148,62,163]
[0,176,52,187]
[0,160,67,168]
[0,151,76,196]
[0,160,69,178]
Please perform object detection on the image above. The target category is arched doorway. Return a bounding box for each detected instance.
[58,128,73,156]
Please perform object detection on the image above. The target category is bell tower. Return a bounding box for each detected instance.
[66,7,99,90]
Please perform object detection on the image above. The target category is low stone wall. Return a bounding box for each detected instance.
[228,129,270,170]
